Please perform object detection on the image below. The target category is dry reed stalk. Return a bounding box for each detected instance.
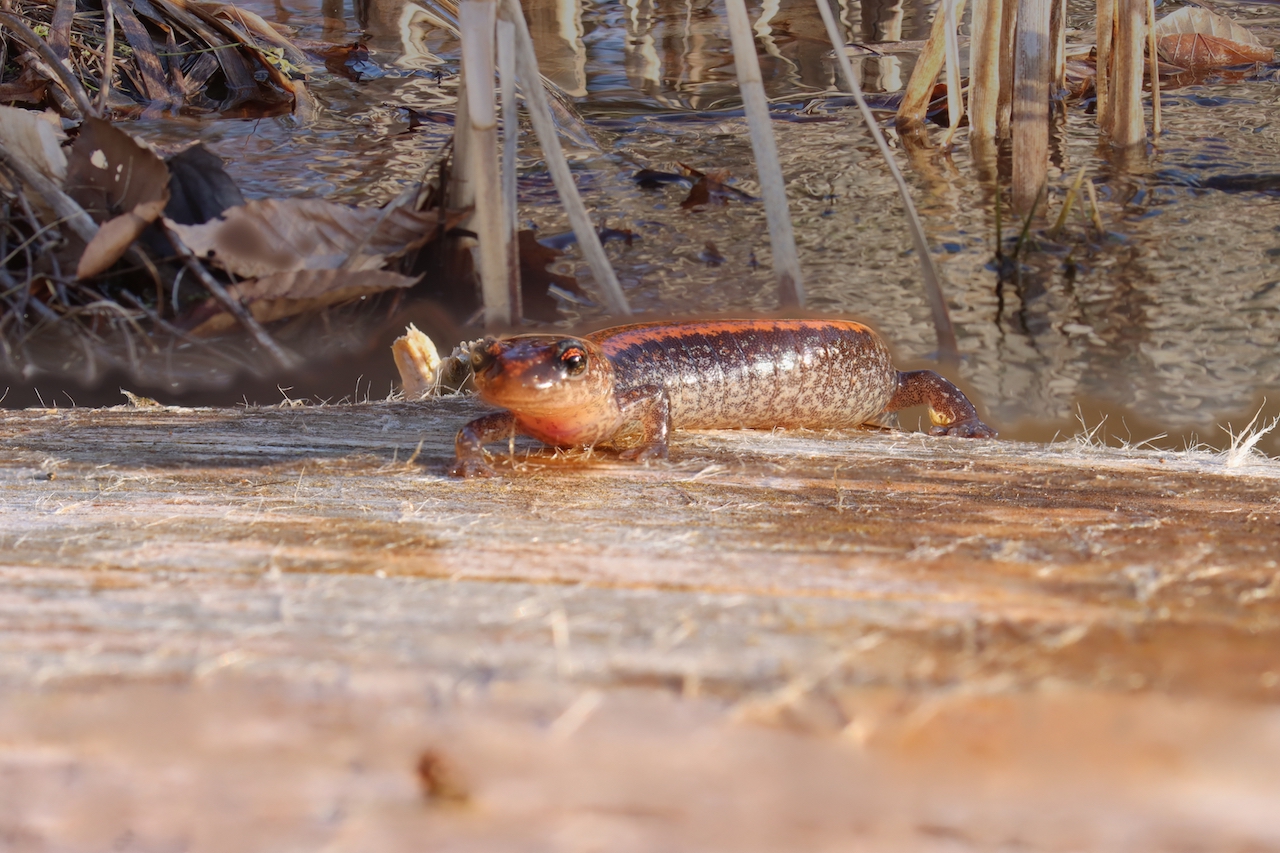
[497,17,520,300]
[497,19,518,237]
[815,0,959,361]
[1096,0,1115,130]
[459,0,517,327]
[896,0,966,136]
[1012,0,1050,214]
[941,0,963,148]
[499,0,630,317]
[1111,0,1145,147]
[997,0,1018,136]
[1050,0,1065,91]
[968,0,1003,145]
[1146,0,1160,137]
[723,0,804,307]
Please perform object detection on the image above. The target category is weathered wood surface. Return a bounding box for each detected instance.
[2,400,1279,851]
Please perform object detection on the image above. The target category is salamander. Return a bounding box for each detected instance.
[449,319,996,477]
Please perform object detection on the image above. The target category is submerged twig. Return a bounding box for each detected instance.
[815,0,959,362]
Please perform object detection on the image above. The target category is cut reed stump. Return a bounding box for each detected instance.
[2,401,1279,848]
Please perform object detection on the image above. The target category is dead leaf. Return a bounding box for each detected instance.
[0,106,68,183]
[164,144,245,226]
[76,197,167,279]
[682,169,736,209]
[185,269,419,336]
[1155,7,1274,70]
[66,117,170,223]
[166,199,460,278]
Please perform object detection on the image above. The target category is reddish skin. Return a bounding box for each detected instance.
[450,319,996,478]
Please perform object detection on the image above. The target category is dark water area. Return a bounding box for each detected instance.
[6,0,1280,456]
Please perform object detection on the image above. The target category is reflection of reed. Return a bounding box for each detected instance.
[524,0,588,97]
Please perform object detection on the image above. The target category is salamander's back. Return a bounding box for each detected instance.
[588,320,897,430]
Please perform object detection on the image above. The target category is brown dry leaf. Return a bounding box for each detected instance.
[1155,6,1275,69]
[76,197,167,279]
[166,199,458,279]
[0,106,68,183]
[187,269,418,336]
[65,118,170,223]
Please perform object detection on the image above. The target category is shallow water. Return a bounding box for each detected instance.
[21,0,1280,452]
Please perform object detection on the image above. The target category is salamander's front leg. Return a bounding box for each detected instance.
[615,384,671,461]
[450,411,518,478]
[883,370,997,438]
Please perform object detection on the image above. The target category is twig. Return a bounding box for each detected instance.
[499,0,630,317]
[99,0,115,113]
[161,221,296,369]
[0,142,99,244]
[815,0,959,361]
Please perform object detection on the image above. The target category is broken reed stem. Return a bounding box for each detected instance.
[0,10,98,119]
[1050,165,1088,237]
[162,223,296,369]
[816,0,959,361]
[1111,0,1145,148]
[499,0,630,317]
[99,0,114,113]
[1012,0,1050,215]
[896,0,967,135]
[1096,0,1114,131]
[1146,0,1160,137]
[968,0,1002,145]
[459,0,517,328]
[723,0,804,307]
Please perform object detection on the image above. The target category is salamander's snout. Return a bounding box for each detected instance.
[468,339,501,376]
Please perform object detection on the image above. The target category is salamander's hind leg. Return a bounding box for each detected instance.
[882,370,997,438]
[450,411,518,477]
[615,385,671,462]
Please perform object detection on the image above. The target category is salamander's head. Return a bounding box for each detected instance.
[467,334,619,445]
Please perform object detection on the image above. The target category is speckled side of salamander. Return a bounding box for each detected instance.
[586,319,897,430]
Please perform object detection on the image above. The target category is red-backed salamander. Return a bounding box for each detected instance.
[449,319,996,478]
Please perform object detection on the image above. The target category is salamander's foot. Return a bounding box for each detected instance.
[618,443,669,463]
[449,456,499,478]
[929,419,998,439]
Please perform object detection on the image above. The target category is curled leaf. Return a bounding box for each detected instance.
[1155,7,1274,70]
[186,268,419,336]
[66,117,170,222]
[0,106,68,183]
[166,198,461,278]
[76,197,167,279]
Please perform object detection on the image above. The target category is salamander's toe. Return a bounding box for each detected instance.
[930,419,998,439]
[449,457,499,478]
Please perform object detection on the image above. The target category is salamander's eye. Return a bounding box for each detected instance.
[556,341,588,376]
